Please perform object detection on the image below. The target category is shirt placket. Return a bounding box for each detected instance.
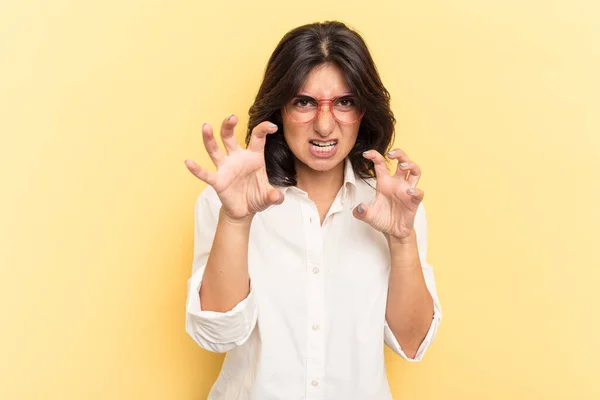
[303,201,325,400]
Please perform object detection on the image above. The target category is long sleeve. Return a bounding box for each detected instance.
[185,186,258,353]
[384,202,443,362]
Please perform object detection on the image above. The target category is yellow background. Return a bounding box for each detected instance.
[1,0,598,399]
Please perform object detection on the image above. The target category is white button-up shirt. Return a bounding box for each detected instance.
[186,159,442,400]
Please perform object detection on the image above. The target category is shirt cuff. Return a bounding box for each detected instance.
[185,265,258,352]
[384,304,442,362]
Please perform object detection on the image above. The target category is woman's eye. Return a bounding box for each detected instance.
[293,98,314,107]
[337,98,355,107]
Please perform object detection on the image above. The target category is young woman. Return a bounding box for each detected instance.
[184,21,442,400]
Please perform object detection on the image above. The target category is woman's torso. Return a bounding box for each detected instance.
[208,172,395,400]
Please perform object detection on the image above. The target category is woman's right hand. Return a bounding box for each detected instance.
[184,115,284,220]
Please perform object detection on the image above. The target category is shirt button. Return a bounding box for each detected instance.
[312,267,320,274]
[311,380,319,387]
[312,324,320,331]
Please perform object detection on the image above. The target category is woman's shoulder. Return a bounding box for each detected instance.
[354,176,377,200]
[197,184,220,203]
[195,185,222,218]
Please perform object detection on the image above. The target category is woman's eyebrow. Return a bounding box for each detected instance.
[296,92,355,98]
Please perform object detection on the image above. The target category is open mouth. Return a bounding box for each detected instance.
[309,140,337,150]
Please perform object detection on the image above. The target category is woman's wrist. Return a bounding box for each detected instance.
[387,229,417,247]
[219,208,255,228]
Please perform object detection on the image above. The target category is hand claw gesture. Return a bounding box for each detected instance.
[185,115,283,220]
[352,149,424,241]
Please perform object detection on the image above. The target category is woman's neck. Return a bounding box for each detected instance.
[295,160,345,203]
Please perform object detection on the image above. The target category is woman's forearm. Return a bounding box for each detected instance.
[199,208,253,312]
[385,230,434,358]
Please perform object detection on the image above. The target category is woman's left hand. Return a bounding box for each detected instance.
[353,148,424,242]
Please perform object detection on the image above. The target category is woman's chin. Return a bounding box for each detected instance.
[297,153,345,173]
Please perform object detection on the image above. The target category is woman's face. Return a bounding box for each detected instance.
[281,63,361,173]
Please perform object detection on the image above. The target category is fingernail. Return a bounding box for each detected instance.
[357,204,364,214]
[408,188,415,195]
[228,114,235,120]
[269,123,277,129]
[400,162,408,168]
[202,123,207,128]
[363,151,370,156]
[387,151,395,156]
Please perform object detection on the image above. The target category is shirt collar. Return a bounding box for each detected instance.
[277,158,357,205]
[341,157,357,205]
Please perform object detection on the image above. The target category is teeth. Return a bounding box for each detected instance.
[310,141,336,147]
[310,141,336,153]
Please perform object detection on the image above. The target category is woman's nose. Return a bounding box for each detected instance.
[314,103,334,136]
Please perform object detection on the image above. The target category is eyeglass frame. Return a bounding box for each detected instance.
[282,93,365,125]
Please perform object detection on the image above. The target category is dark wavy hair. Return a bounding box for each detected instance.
[246,21,395,187]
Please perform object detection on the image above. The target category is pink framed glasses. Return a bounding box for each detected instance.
[284,94,365,124]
